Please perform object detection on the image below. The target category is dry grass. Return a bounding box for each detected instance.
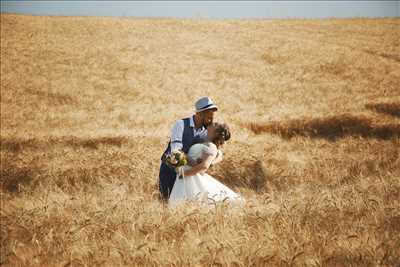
[1,14,400,266]
[365,102,400,118]
[246,114,400,140]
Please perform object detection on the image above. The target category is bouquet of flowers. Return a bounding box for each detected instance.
[165,150,188,170]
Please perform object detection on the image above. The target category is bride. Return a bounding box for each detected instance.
[168,122,244,206]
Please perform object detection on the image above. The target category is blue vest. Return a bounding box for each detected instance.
[162,117,203,159]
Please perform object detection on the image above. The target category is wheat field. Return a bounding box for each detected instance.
[1,13,400,266]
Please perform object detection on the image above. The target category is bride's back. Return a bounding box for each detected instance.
[187,142,216,163]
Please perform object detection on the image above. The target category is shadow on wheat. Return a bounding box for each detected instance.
[246,114,400,140]
[365,102,400,118]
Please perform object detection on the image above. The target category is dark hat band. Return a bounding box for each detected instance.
[199,103,215,110]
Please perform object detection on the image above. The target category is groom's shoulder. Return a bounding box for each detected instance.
[175,116,191,124]
[171,117,192,130]
[171,118,184,129]
[174,118,185,124]
[181,116,191,121]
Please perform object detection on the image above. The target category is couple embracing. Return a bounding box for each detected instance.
[158,97,244,206]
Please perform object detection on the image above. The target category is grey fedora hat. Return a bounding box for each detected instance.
[195,97,218,113]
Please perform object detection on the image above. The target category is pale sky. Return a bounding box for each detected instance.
[1,1,399,19]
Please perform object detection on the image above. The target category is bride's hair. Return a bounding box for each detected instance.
[212,123,231,147]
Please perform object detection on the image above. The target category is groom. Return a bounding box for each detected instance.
[159,97,218,201]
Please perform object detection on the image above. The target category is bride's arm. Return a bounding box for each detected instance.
[182,152,215,177]
[186,156,197,166]
[211,149,223,165]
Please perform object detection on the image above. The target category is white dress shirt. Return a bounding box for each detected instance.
[170,115,208,152]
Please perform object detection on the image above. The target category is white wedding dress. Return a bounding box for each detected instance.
[168,142,245,207]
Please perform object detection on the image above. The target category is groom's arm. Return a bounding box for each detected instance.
[170,120,184,152]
